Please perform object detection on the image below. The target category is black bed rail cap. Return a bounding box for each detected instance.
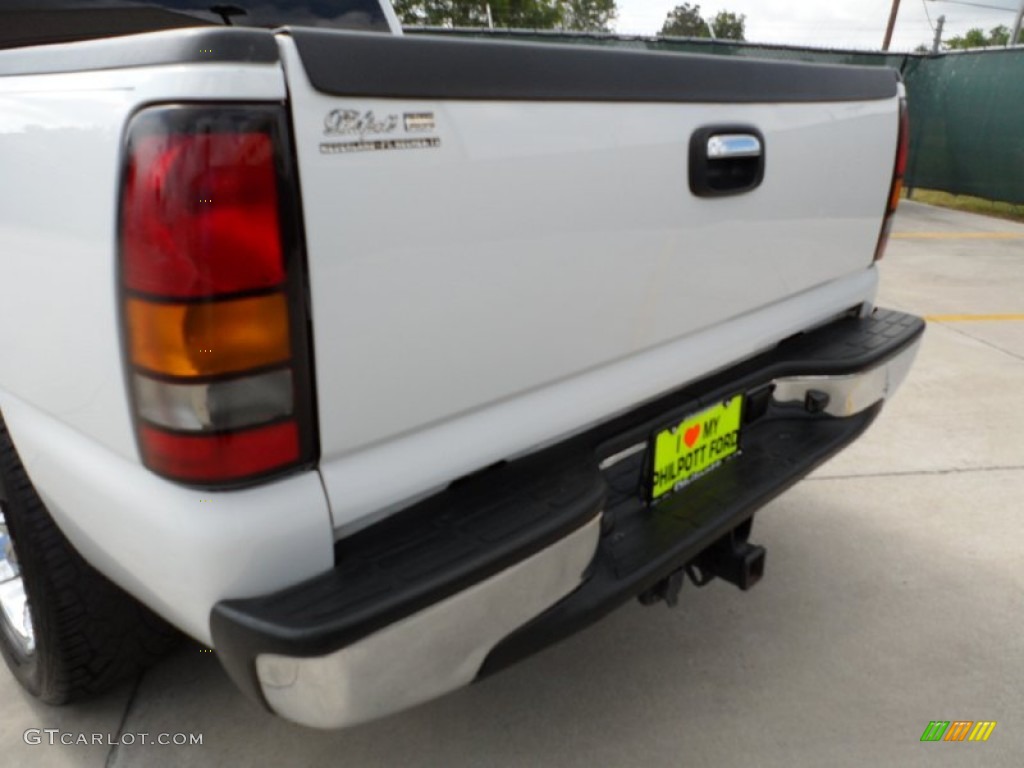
[286,27,900,104]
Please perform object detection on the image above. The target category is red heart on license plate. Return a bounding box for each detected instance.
[684,424,701,448]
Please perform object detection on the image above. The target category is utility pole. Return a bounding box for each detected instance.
[882,0,901,51]
[932,14,945,53]
[1011,0,1024,46]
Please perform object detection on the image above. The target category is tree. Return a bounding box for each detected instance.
[709,10,745,41]
[660,4,745,40]
[393,0,616,31]
[984,24,1024,46]
[988,25,1010,46]
[561,0,616,32]
[393,0,478,27]
[660,3,709,37]
[946,27,991,49]
[945,24,1023,49]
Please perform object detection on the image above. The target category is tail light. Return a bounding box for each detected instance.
[118,105,317,486]
[874,97,909,262]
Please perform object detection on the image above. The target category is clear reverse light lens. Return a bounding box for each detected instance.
[134,369,294,432]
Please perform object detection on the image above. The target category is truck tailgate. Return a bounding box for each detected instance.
[275,31,900,471]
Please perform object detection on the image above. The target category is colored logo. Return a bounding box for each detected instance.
[920,721,996,742]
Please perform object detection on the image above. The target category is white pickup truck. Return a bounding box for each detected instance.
[0,1,922,729]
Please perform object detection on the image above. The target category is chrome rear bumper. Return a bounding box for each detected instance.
[211,309,925,729]
[773,336,921,417]
[256,516,601,728]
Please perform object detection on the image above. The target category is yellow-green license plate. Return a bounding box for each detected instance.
[650,394,744,501]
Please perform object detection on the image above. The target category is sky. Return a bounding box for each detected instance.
[614,0,1024,52]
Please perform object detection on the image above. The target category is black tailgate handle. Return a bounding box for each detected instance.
[689,126,765,197]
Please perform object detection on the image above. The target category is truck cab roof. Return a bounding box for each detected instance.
[0,0,392,50]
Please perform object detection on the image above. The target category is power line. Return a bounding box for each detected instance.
[926,0,1019,11]
[748,21,930,30]
[923,0,937,30]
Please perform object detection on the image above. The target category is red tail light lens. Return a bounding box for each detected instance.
[122,132,285,298]
[119,105,317,487]
[138,421,300,483]
[874,98,909,262]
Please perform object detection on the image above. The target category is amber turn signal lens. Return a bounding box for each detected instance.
[889,177,904,214]
[126,293,291,378]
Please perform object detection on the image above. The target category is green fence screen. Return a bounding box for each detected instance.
[900,51,1024,204]
[410,29,1024,205]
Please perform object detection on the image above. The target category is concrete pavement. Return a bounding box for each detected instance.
[2,201,1022,766]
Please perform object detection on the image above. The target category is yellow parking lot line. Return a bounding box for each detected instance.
[891,232,1024,240]
[925,314,1024,322]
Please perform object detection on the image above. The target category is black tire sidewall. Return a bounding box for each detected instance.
[0,470,50,699]
[0,414,181,705]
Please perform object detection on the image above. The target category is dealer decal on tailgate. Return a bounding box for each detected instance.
[650,395,744,500]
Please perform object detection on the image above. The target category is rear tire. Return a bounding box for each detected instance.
[0,413,180,704]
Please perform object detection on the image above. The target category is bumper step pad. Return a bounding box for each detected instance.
[211,308,924,719]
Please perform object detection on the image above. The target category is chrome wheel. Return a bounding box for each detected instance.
[0,502,34,656]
